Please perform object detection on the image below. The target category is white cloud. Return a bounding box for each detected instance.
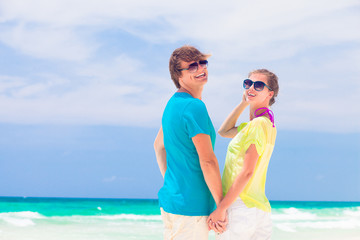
[1,0,358,61]
[0,76,27,93]
[0,0,174,26]
[78,54,144,80]
[0,65,172,126]
[0,23,95,61]
[0,0,359,132]
[102,176,117,183]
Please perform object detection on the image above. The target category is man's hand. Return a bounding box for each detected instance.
[207,207,228,234]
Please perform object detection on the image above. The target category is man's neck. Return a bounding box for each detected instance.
[177,86,203,100]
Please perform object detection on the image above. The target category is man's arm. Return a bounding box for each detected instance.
[192,133,223,205]
[154,127,166,178]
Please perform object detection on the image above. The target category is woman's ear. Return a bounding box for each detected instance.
[268,91,274,100]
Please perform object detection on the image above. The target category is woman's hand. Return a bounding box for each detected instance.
[207,207,228,233]
[241,91,249,105]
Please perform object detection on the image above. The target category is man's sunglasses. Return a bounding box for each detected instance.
[179,60,208,73]
[243,79,273,91]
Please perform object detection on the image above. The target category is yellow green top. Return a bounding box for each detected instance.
[221,116,277,212]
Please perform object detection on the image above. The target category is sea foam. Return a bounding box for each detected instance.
[48,214,162,223]
[272,206,360,231]
[0,211,44,227]
[272,207,317,220]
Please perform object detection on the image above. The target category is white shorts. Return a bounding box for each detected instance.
[216,198,272,240]
[160,208,209,240]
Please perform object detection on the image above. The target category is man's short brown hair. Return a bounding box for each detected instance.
[169,45,210,88]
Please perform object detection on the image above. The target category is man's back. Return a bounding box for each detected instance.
[159,92,216,216]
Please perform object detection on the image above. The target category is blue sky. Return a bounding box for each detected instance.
[0,0,359,201]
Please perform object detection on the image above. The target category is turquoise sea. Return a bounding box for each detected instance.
[0,197,359,240]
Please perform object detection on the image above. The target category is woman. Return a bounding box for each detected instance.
[208,69,279,239]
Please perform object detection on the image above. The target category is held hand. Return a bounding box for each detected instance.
[207,217,221,233]
[207,214,227,234]
[207,208,228,233]
[216,213,228,230]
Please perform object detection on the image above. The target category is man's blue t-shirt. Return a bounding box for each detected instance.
[158,92,216,216]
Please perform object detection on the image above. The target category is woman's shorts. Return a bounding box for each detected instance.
[217,198,272,240]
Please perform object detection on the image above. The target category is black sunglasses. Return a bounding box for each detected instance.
[179,60,208,73]
[243,79,273,91]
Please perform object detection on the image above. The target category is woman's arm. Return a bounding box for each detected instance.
[207,144,259,228]
[154,127,167,178]
[218,93,249,138]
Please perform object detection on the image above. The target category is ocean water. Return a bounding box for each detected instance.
[0,197,359,240]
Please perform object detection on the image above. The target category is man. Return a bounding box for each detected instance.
[154,45,225,239]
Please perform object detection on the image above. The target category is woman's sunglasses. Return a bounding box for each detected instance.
[179,60,208,73]
[243,79,273,91]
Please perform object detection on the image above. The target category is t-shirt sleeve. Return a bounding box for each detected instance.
[183,100,211,138]
[243,118,266,155]
[237,122,248,132]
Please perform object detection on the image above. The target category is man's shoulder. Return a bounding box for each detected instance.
[183,98,207,113]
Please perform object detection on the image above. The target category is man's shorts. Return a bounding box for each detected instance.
[217,198,272,240]
[160,208,209,240]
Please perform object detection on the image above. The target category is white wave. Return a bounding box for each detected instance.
[272,207,317,221]
[0,211,45,227]
[2,217,35,227]
[0,212,162,228]
[273,207,360,231]
[97,214,162,221]
[275,223,297,232]
[45,213,162,224]
[344,207,360,217]
[6,211,45,219]
[313,219,360,229]
[279,219,360,230]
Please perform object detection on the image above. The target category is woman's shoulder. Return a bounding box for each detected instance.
[251,116,272,125]
[237,117,266,133]
[247,117,274,133]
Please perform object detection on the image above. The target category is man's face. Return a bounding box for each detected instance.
[178,59,208,89]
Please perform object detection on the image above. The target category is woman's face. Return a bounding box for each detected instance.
[245,73,274,105]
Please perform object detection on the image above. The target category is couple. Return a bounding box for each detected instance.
[154,45,279,240]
